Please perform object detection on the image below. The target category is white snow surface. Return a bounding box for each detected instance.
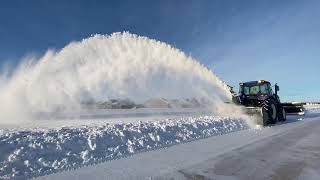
[0,114,248,179]
[39,111,320,180]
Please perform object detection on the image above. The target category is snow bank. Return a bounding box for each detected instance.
[0,116,248,179]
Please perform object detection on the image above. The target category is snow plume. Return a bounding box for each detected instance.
[0,32,250,124]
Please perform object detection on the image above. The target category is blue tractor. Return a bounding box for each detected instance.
[233,80,287,126]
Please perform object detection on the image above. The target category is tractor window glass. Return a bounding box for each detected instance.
[260,84,269,94]
[239,86,243,94]
[242,84,270,95]
[250,86,259,94]
[243,86,250,95]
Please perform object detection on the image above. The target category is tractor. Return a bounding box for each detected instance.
[232,80,287,126]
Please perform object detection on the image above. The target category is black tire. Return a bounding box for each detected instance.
[261,107,269,126]
[278,106,286,121]
[262,99,278,125]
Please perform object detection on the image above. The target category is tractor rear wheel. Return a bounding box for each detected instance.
[278,106,286,121]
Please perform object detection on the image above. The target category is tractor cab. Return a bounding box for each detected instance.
[236,80,280,107]
[230,80,304,126]
[240,80,272,95]
[233,80,286,126]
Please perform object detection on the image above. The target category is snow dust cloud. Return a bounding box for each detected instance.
[0,32,252,125]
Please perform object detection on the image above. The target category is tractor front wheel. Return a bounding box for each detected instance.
[262,99,278,125]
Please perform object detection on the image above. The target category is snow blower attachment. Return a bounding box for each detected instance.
[281,102,305,115]
[231,80,304,126]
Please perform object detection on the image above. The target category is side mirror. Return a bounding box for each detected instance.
[275,84,280,92]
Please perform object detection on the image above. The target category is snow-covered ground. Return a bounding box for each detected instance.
[38,110,320,180]
[0,109,248,179]
[0,108,320,179]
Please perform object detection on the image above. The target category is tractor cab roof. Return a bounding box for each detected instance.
[239,80,270,86]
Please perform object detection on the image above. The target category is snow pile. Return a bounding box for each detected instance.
[0,32,238,124]
[0,116,248,179]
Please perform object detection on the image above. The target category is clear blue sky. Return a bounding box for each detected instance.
[0,0,319,102]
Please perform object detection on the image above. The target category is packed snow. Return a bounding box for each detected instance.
[37,112,320,180]
[0,115,248,179]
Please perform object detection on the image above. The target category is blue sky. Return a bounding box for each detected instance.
[0,0,319,102]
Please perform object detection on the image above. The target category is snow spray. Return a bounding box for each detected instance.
[0,32,252,126]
